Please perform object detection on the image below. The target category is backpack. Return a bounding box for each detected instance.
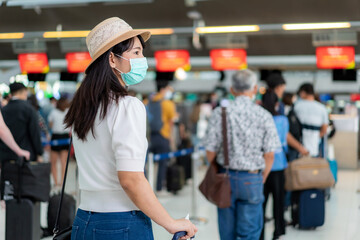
[147,100,163,134]
[288,107,302,142]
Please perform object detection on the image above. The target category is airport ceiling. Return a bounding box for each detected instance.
[1,0,360,62]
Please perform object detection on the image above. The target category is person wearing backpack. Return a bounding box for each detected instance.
[148,81,177,194]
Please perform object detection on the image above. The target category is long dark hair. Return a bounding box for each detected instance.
[64,36,145,141]
[262,90,279,116]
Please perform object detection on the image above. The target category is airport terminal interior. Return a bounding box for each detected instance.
[1,0,360,240]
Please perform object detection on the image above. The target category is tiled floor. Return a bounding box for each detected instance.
[1,161,360,240]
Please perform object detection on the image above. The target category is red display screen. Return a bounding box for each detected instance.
[316,46,355,69]
[210,49,247,71]
[66,52,92,73]
[18,53,49,74]
[155,50,190,72]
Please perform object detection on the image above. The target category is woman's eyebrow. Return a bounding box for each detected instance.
[132,47,142,50]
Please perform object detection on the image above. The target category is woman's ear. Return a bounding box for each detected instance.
[109,52,116,68]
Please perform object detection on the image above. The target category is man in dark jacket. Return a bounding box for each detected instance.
[0,82,43,162]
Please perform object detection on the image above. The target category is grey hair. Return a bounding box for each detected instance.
[232,69,257,93]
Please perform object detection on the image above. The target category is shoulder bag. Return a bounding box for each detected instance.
[53,137,73,240]
[199,107,231,209]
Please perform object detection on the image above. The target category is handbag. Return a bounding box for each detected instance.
[199,107,231,208]
[285,156,335,191]
[1,159,51,202]
[53,137,73,240]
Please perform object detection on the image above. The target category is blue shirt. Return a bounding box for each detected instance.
[272,115,289,171]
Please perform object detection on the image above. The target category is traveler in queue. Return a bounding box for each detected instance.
[0,83,43,162]
[0,111,30,160]
[294,83,329,157]
[203,69,281,240]
[64,17,197,240]
[260,87,308,240]
[48,97,70,188]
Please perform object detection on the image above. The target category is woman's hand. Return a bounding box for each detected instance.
[165,218,198,239]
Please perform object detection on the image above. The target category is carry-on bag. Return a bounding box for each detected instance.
[6,198,41,240]
[285,156,335,191]
[167,164,185,194]
[199,107,231,209]
[291,189,325,229]
[48,193,76,236]
[1,159,51,202]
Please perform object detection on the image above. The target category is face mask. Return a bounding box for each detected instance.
[164,90,173,100]
[114,54,148,86]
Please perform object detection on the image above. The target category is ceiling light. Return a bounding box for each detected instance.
[137,28,174,35]
[43,31,90,38]
[0,32,24,40]
[196,25,260,34]
[283,22,351,30]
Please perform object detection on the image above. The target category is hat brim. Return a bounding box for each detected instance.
[85,30,151,74]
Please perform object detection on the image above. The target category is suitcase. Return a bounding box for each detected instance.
[6,199,41,240]
[47,193,76,234]
[291,189,325,229]
[166,164,185,194]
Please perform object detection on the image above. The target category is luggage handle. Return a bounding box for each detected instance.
[53,137,72,235]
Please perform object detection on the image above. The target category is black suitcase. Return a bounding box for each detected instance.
[6,199,41,240]
[47,193,76,234]
[166,164,185,194]
[291,189,325,229]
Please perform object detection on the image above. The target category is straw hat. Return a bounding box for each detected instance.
[85,17,151,73]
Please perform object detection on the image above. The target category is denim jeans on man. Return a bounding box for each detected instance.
[71,209,154,240]
[218,169,264,240]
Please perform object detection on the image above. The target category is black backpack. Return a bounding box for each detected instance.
[288,107,302,142]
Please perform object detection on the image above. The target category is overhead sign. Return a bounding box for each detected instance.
[312,32,357,47]
[210,49,247,70]
[316,46,355,69]
[18,53,49,74]
[66,52,91,73]
[155,50,190,72]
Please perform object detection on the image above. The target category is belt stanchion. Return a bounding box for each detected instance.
[147,153,155,191]
[190,145,208,225]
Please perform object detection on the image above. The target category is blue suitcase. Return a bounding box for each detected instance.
[292,189,325,229]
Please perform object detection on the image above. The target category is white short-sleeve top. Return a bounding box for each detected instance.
[73,96,148,212]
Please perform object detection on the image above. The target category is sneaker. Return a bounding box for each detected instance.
[156,190,172,198]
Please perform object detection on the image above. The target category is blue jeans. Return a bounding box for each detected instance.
[71,209,154,240]
[218,170,264,240]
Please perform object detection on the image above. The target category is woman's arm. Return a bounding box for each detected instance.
[0,112,30,160]
[118,171,197,239]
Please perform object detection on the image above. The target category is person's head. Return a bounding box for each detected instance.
[64,17,151,140]
[27,94,39,110]
[49,97,57,107]
[230,69,258,98]
[282,93,296,106]
[9,82,27,100]
[56,97,68,112]
[262,91,279,116]
[267,73,286,99]
[298,83,315,100]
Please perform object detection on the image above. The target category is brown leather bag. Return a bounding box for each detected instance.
[199,107,231,208]
[285,156,335,191]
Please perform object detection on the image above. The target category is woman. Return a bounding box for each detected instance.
[48,97,69,187]
[64,17,197,240]
[260,90,307,240]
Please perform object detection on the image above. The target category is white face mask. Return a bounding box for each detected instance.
[164,90,173,100]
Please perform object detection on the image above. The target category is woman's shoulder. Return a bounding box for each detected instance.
[273,115,289,124]
[112,96,146,113]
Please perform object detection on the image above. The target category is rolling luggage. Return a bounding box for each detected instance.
[291,189,325,229]
[6,199,41,240]
[166,164,185,194]
[327,159,338,184]
[47,193,76,234]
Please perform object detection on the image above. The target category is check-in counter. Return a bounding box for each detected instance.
[328,114,359,169]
